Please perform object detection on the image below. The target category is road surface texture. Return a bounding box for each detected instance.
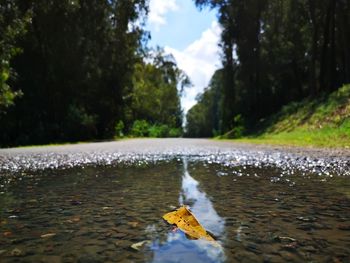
[0,139,349,175]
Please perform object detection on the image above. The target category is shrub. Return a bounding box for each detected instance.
[222,114,245,139]
[114,120,125,138]
[130,120,150,137]
[168,127,182,137]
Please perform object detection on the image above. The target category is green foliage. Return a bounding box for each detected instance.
[168,128,182,138]
[129,120,182,138]
[0,0,29,112]
[263,84,350,134]
[185,70,223,137]
[0,0,149,146]
[129,49,186,130]
[221,114,245,139]
[130,120,150,137]
[194,0,350,135]
[148,124,169,138]
[66,104,98,141]
[237,84,350,148]
[114,120,125,138]
[121,48,185,139]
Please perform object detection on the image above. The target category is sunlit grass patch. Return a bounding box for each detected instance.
[231,84,350,148]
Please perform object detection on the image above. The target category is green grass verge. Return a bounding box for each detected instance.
[224,84,350,148]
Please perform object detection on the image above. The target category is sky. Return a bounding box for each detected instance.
[146,0,222,113]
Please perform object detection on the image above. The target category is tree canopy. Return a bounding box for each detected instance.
[0,0,186,146]
[187,0,350,137]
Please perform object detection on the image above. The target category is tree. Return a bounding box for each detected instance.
[186,70,223,137]
[129,49,188,130]
[192,0,350,136]
[0,1,29,112]
[0,0,148,146]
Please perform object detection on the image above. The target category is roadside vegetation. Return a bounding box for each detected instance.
[0,1,186,147]
[186,1,350,148]
[226,84,350,148]
[1,1,350,148]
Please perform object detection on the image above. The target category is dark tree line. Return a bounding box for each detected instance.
[187,0,350,137]
[0,0,184,146]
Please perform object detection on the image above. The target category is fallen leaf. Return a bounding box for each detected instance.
[163,206,215,242]
[40,233,56,238]
[131,240,151,251]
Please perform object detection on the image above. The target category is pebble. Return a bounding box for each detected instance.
[10,248,23,257]
[41,233,56,238]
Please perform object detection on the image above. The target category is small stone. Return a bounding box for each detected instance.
[3,231,12,237]
[127,221,139,228]
[10,248,23,257]
[275,236,296,243]
[282,242,298,250]
[41,233,56,238]
[70,200,82,205]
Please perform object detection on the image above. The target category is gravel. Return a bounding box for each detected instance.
[0,138,349,175]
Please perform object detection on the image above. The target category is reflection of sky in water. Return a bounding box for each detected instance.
[151,159,226,263]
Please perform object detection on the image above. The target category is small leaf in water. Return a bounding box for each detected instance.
[131,240,151,251]
[163,206,215,242]
[40,233,56,238]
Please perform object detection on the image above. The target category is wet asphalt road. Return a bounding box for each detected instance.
[0,138,349,175]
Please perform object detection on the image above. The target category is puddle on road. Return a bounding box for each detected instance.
[0,159,350,262]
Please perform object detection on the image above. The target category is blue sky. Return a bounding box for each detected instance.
[146,0,222,113]
[147,0,217,50]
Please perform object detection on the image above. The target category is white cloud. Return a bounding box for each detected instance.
[149,0,179,30]
[164,21,222,113]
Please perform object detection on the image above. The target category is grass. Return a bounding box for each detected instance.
[226,84,350,148]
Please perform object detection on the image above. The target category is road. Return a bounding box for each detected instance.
[0,138,349,175]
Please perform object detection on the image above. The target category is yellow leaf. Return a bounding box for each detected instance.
[163,206,215,242]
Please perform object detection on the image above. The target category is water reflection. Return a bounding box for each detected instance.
[152,159,226,263]
[1,161,349,262]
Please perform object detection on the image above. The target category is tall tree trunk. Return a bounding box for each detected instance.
[319,0,332,93]
[308,0,319,96]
